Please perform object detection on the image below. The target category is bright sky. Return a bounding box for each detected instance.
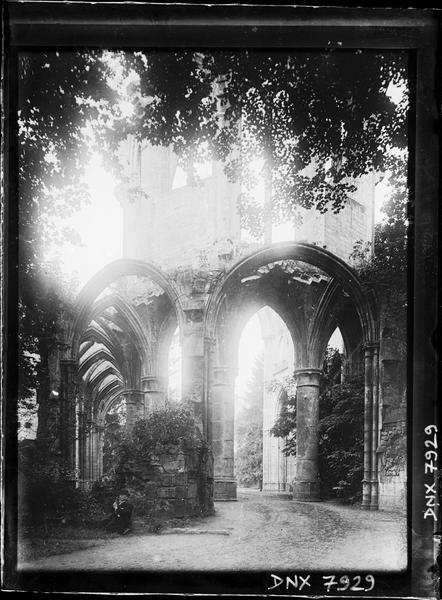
[51,154,123,291]
[235,313,264,408]
[234,310,344,408]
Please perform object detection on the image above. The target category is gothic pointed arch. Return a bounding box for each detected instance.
[70,258,185,359]
[205,242,378,348]
[89,292,150,363]
[204,241,379,507]
[308,278,363,368]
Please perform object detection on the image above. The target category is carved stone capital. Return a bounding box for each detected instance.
[294,368,322,388]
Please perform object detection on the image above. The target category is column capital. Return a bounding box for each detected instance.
[141,375,160,382]
[294,367,322,375]
[60,358,77,368]
[294,368,322,386]
[363,341,380,352]
[214,364,233,374]
[122,389,144,398]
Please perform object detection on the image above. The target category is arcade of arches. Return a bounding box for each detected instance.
[54,242,406,514]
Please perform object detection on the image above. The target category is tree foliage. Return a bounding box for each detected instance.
[122,49,407,236]
[17,51,120,435]
[318,378,364,502]
[235,354,264,487]
[18,50,121,274]
[18,440,82,526]
[18,49,408,242]
[350,153,407,347]
[18,51,408,250]
[268,376,297,456]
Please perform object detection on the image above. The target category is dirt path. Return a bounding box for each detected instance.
[19,490,407,572]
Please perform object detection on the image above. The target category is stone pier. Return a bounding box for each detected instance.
[212,364,236,501]
[292,368,322,502]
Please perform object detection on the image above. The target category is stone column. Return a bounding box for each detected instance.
[97,425,104,479]
[141,376,165,413]
[292,368,322,502]
[83,428,92,482]
[212,364,237,501]
[362,344,374,509]
[123,389,144,432]
[86,424,95,481]
[59,359,78,472]
[370,342,380,510]
[90,424,104,481]
[203,336,216,437]
[77,402,88,483]
[181,317,205,430]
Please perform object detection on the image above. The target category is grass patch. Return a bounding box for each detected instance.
[18,522,119,562]
[18,537,104,563]
[18,514,199,562]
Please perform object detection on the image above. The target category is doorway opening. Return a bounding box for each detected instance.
[234,306,294,493]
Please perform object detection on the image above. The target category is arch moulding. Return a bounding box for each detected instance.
[205,242,378,345]
[70,258,185,360]
[203,242,380,509]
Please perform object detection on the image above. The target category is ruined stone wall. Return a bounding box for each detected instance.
[122,446,214,519]
[293,173,375,263]
[119,140,375,270]
[119,140,241,269]
[377,328,407,512]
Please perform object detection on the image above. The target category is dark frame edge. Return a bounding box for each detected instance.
[2,2,440,596]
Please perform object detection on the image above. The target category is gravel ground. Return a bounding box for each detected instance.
[18,489,407,572]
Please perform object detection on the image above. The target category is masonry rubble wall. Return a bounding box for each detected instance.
[127,446,214,519]
[377,328,407,512]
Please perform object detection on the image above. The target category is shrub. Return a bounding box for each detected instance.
[18,443,84,526]
[104,403,208,497]
[319,379,365,502]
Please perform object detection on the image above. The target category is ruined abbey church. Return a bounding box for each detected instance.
[52,139,407,514]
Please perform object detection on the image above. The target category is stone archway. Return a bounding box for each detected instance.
[204,242,379,509]
[71,258,185,359]
[60,259,186,486]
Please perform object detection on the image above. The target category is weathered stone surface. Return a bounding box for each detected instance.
[143,482,158,499]
[292,369,321,502]
[157,486,176,499]
[187,483,198,499]
[174,472,188,486]
[128,448,214,517]
[159,473,175,486]
[174,485,185,499]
